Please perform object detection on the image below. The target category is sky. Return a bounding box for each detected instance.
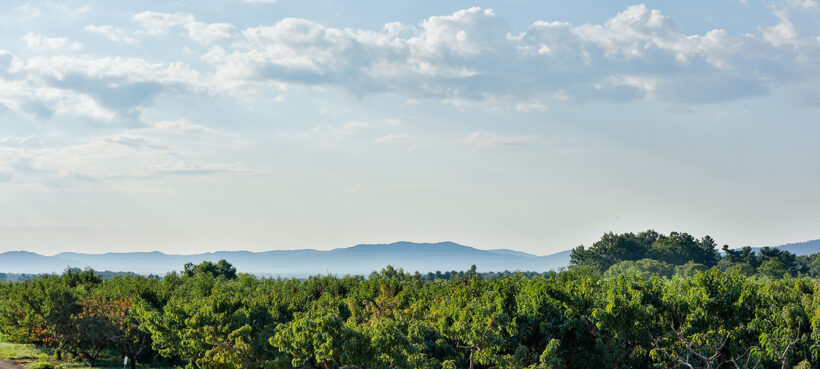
[1,0,819,256]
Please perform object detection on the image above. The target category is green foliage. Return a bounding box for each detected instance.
[183,260,238,280]
[571,230,719,273]
[0,341,43,360]
[570,230,659,271]
[721,246,805,278]
[725,262,756,276]
[29,360,56,369]
[649,232,720,266]
[572,230,806,280]
[674,261,708,278]
[6,258,820,368]
[604,258,675,279]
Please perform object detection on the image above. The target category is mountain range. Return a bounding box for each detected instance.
[0,242,571,276]
[2,238,819,277]
[756,239,820,255]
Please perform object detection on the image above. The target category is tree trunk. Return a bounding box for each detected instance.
[469,348,474,369]
[130,356,136,369]
[55,349,62,361]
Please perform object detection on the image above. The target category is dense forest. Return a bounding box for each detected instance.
[570,230,820,278]
[2,231,820,369]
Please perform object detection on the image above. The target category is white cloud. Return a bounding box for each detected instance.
[134,12,237,45]
[3,4,818,125]
[187,23,237,45]
[464,130,538,147]
[0,51,203,123]
[133,12,193,35]
[409,7,510,58]
[22,33,82,51]
[761,10,805,47]
[84,25,139,44]
[196,5,820,106]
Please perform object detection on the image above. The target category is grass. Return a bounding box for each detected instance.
[0,342,163,369]
[0,342,46,360]
[0,342,50,367]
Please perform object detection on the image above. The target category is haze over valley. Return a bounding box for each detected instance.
[3,238,820,276]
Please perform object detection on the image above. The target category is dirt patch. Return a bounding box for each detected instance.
[0,359,25,369]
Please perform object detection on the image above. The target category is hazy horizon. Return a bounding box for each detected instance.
[2,0,819,256]
[3,236,819,259]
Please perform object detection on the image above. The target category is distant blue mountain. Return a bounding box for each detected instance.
[487,249,539,258]
[762,239,820,256]
[0,251,87,272]
[4,238,818,276]
[0,242,571,276]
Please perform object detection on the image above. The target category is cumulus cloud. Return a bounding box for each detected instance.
[195,5,820,106]
[134,11,237,45]
[0,50,203,123]
[4,4,820,125]
[22,33,82,51]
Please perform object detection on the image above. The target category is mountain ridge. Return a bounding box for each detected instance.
[3,238,818,276]
[0,241,569,276]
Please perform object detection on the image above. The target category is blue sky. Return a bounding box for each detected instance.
[1,0,819,255]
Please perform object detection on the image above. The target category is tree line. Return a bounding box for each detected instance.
[0,231,819,368]
[0,270,141,282]
[570,230,820,278]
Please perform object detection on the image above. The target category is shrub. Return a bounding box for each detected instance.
[29,361,55,369]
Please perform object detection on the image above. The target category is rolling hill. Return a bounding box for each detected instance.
[0,242,571,276]
[761,239,820,256]
[5,238,817,276]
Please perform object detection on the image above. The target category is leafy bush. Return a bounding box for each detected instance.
[29,361,55,369]
[3,257,820,368]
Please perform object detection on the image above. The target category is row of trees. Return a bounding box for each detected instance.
[570,230,818,278]
[3,259,820,368]
[0,270,142,282]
